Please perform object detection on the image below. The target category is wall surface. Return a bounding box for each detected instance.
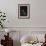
[0,0,46,27]
[0,0,46,46]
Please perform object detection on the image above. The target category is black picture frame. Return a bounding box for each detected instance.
[18,4,30,19]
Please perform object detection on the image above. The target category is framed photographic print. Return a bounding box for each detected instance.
[18,4,30,19]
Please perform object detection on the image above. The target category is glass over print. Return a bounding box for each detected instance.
[18,4,30,19]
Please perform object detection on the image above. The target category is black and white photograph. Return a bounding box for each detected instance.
[18,4,30,19]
